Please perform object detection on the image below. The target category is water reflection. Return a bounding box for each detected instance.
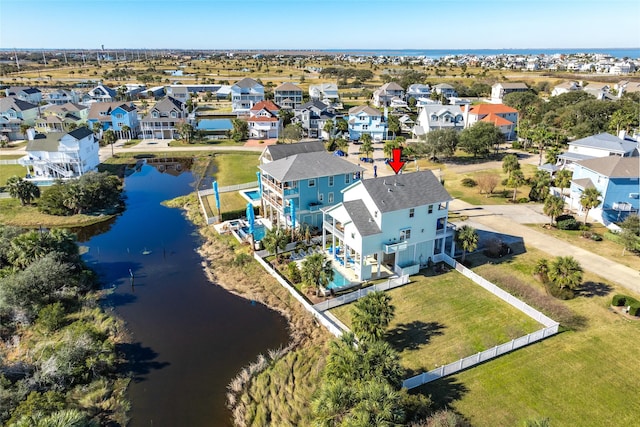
[82,163,289,426]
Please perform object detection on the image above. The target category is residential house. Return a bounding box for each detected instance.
[433,83,458,99]
[293,100,337,139]
[18,127,99,179]
[615,80,640,97]
[274,82,303,109]
[568,156,639,223]
[372,82,405,107]
[166,86,190,103]
[0,97,40,140]
[490,82,529,102]
[348,105,387,142]
[259,141,363,229]
[86,84,117,103]
[551,81,582,97]
[141,97,188,139]
[609,62,635,75]
[247,100,280,139]
[231,78,265,113]
[406,84,431,102]
[35,103,87,133]
[463,104,518,140]
[309,83,340,106]
[398,114,415,132]
[87,101,139,135]
[557,132,638,170]
[44,89,81,105]
[412,104,465,137]
[582,83,615,101]
[322,170,455,281]
[4,87,42,105]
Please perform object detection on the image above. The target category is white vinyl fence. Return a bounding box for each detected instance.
[0,159,20,165]
[402,255,560,389]
[198,181,257,196]
[313,274,409,312]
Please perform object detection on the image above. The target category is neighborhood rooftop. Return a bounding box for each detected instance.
[361,170,452,213]
[574,156,640,178]
[569,132,638,154]
[264,140,325,161]
[260,151,363,182]
[341,199,382,236]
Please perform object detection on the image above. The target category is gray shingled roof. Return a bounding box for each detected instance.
[569,132,637,154]
[571,178,595,189]
[299,100,328,111]
[265,140,325,161]
[496,82,529,89]
[275,82,302,92]
[575,156,640,178]
[260,151,364,182]
[234,77,261,89]
[342,200,381,236]
[380,82,404,91]
[348,105,382,116]
[360,170,452,213]
[26,133,63,152]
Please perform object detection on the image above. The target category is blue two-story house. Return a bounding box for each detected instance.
[568,156,639,223]
[348,105,388,142]
[259,141,364,230]
[87,102,139,136]
[111,103,139,137]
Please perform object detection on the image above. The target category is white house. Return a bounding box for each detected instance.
[412,104,465,137]
[348,105,387,142]
[372,82,404,107]
[406,84,431,101]
[433,84,457,98]
[551,81,582,97]
[4,87,42,105]
[247,100,280,139]
[557,132,639,170]
[19,127,99,180]
[490,82,529,102]
[87,84,117,103]
[231,78,265,113]
[309,83,340,105]
[274,82,303,109]
[44,89,81,105]
[322,171,455,281]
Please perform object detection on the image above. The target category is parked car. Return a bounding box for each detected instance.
[360,157,374,163]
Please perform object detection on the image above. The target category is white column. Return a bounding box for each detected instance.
[377,250,382,278]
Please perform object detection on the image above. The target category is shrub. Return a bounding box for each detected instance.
[557,218,579,230]
[612,294,627,306]
[629,304,640,316]
[556,214,575,223]
[287,261,301,284]
[579,224,590,232]
[501,178,509,186]
[511,141,522,149]
[546,283,575,300]
[461,178,477,187]
[590,233,603,241]
[232,253,253,267]
[517,197,529,204]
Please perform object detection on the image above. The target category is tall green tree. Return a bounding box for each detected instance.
[383,139,401,159]
[121,125,131,141]
[543,195,565,226]
[502,154,520,180]
[359,135,373,160]
[555,169,573,195]
[387,114,400,138]
[102,129,116,158]
[6,176,40,206]
[548,256,583,290]
[580,187,602,225]
[351,291,395,343]
[455,225,479,263]
[459,122,504,158]
[528,170,551,202]
[533,124,553,166]
[300,252,334,296]
[282,123,304,142]
[508,169,525,201]
[231,118,248,141]
[176,122,194,144]
[335,118,348,135]
[424,129,458,159]
[261,227,289,262]
[323,118,335,138]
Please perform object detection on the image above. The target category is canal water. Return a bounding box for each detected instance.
[81,162,289,426]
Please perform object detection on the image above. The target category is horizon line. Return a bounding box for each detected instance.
[2,46,639,51]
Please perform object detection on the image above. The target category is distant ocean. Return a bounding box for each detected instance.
[323,48,640,59]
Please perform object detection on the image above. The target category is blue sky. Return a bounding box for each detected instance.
[1,0,639,49]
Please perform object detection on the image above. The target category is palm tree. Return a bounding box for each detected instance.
[102,129,117,158]
[555,169,573,196]
[300,252,333,296]
[508,169,525,201]
[6,176,40,206]
[359,135,373,160]
[455,225,479,263]
[335,138,349,153]
[261,226,289,263]
[19,123,31,139]
[121,125,131,141]
[580,187,602,225]
[548,256,583,290]
[351,291,395,343]
[383,139,401,159]
[543,195,565,226]
[502,154,520,180]
[335,118,348,136]
[323,119,335,138]
[533,124,552,166]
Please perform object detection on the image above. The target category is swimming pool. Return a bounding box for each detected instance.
[326,268,351,290]
[244,190,260,201]
[240,188,261,205]
[240,224,266,241]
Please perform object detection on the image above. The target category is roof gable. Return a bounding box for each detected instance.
[259,151,363,182]
[264,140,326,161]
[575,156,640,178]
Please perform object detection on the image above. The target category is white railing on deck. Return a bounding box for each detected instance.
[313,275,409,312]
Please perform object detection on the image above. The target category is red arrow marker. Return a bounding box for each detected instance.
[388,147,405,175]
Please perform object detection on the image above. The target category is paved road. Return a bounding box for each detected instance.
[450,199,640,294]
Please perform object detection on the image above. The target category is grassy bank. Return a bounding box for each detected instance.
[0,197,117,228]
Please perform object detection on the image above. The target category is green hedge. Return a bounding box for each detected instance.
[558,218,580,230]
[629,304,640,317]
[612,295,627,306]
[612,294,640,316]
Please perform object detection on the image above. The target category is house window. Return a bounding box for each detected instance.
[319,193,324,202]
[115,113,123,119]
[171,111,177,118]
[400,229,411,241]
[428,205,433,214]
[409,208,415,218]
[436,218,445,230]
[152,111,158,118]
[630,193,639,199]
[328,176,334,187]
[439,202,447,210]
[308,178,316,187]
[345,174,350,184]
[328,192,334,203]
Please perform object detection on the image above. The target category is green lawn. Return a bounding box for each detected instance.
[331,271,542,374]
[415,249,640,427]
[0,161,26,187]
